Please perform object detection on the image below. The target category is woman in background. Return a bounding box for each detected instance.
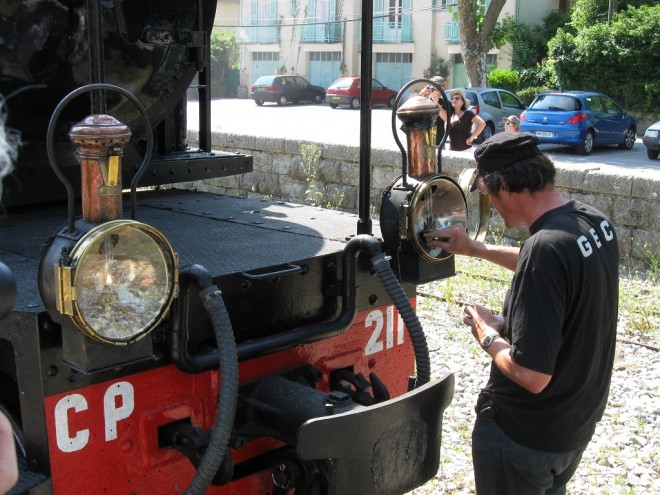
[439,89,486,151]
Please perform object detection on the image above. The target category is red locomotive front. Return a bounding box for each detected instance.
[0,1,474,494]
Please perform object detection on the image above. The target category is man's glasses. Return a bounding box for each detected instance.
[451,96,463,101]
[505,122,516,127]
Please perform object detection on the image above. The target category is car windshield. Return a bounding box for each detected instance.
[530,94,582,111]
[331,79,354,89]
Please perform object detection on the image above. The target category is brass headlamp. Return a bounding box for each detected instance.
[39,85,178,348]
[49,219,178,345]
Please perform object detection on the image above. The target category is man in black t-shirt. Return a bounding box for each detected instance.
[424,132,619,495]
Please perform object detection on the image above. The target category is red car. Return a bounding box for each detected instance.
[325,77,398,109]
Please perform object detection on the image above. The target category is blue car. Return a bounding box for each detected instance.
[520,91,637,155]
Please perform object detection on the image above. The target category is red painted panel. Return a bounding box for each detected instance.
[43,302,415,493]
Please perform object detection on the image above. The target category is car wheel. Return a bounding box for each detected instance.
[387,96,395,108]
[618,127,636,150]
[648,149,660,160]
[255,100,264,106]
[329,103,338,109]
[313,93,323,104]
[277,95,288,106]
[576,131,594,155]
[477,123,494,143]
[350,97,360,110]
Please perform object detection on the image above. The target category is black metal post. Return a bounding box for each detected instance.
[197,0,212,152]
[86,0,106,114]
[357,0,373,235]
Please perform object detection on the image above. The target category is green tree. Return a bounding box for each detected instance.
[499,10,571,69]
[498,11,569,90]
[499,16,547,70]
[210,32,239,70]
[548,4,660,110]
[571,0,658,29]
[209,31,239,97]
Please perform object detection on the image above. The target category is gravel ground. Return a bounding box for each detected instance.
[404,275,660,495]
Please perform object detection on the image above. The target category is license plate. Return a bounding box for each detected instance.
[535,131,554,138]
[332,96,341,100]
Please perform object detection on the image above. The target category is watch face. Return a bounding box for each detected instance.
[482,335,497,349]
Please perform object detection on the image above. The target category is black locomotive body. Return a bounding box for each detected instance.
[0,1,464,494]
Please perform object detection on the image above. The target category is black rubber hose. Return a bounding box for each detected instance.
[370,252,431,385]
[181,264,239,495]
[342,235,431,386]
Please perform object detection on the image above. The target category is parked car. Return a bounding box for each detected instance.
[519,91,637,155]
[249,75,325,106]
[325,77,398,109]
[642,121,660,160]
[447,87,526,142]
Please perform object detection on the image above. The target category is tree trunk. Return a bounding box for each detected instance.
[456,0,507,87]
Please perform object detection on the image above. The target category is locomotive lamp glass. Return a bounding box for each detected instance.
[409,176,467,261]
[380,174,468,262]
[54,220,178,344]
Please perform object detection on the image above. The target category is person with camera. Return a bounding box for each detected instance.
[417,76,448,158]
[438,88,486,151]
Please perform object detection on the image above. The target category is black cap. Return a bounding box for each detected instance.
[470,132,543,191]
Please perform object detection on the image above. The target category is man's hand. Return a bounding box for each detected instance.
[423,224,475,256]
[464,305,552,394]
[463,304,503,344]
[418,86,442,108]
[423,224,520,271]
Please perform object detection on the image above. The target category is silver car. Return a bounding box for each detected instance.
[449,87,527,142]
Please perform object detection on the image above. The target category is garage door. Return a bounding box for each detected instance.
[308,52,342,89]
[251,52,280,83]
[375,52,412,96]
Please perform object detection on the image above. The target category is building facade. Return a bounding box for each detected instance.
[232,0,567,96]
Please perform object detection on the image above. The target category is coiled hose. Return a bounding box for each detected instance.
[181,264,239,495]
[370,251,431,385]
[347,236,431,386]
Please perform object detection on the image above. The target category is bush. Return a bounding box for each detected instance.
[517,66,555,89]
[487,68,519,92]
[517,86,550,106]
[424,54,452,80]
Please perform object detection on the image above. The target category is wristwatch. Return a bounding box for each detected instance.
[481,334,499,350]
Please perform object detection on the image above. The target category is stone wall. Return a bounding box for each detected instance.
[184,130,660,263]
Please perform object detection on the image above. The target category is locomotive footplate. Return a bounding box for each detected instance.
[296,374,455,495]
[122,149,253,187]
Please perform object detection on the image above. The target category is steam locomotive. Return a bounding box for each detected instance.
[0,1,479,493]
